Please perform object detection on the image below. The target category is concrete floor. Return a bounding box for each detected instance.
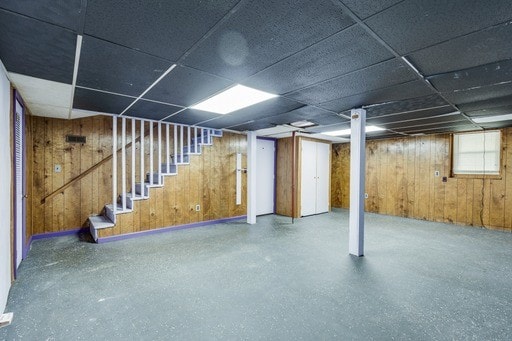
[1,209,512,340]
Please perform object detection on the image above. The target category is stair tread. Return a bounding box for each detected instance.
[89,215,115,230]
[106,204,133,214]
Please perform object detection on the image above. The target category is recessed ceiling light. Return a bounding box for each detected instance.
[471,113,512,123]
[322,125,385,136]
[290,120,316,128]
[190,84,277,114]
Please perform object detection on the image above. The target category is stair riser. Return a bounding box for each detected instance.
[134,183,149,196]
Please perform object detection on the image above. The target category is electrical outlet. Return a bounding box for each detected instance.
[434,170,440,177]
[364,193,369,199]
[54,164,62,173]
[195,204,200,211]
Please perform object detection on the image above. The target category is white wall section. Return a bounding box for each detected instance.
[0,62,12,312]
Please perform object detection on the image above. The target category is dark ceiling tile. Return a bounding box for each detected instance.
[428,60,512,93]
[372,113,468,130]
[365,0,512,55]
[0,10,76,83]
[124,100,182,121]
[83,0,239,60]
[73,87,134,114]
[198,97,304,129]
[408,22,512,76]
[319,80,435,112]
[395,123,479,134]
[77,36,172,97]
[0,0,82,31]
[227,121,275,131]
[242,26,393,94]
[367,107,458,124]
[340,0,403,19]
[465,105,512,118]
[305,122,351,134]
[442,82,512,106]
[366,132,405,140]
[365,94,450,118]
[287,59,417,104]
[287,59,416,104]
[460,98,512,114]
[183,0,354,81]
[259,106,347,126]
[144,66,233,107]
[163,109,221,126]
[478,121,512,130]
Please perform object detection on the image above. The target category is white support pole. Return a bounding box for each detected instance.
[131,118,136,200]
[194,126,198,153]
[349,108,366,257]
[180,125,184,163]
[166,123,170,173]
[140,120,145,197]
[149,121,154,185]
[174,124,178,165]
[121,117,127,211]
[247,131,257,224]
[112,117,117,215]
[158,122,162,185]
[187,125,191,154]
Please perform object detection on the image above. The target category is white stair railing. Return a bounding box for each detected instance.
[131,118,136,201]
[121,117,127,210]
[166,123,170,173]
[158,122,162,185]
[108,117,223,221]
[149,121,154,186]
[140,120,145,197]
[112,117,117,216]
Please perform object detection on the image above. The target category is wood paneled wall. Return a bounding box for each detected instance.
[26,115,247,240]
[331,128,512,232]
[276,136,298,217]
[99,127,247,238]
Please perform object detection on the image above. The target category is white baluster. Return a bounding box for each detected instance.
[112,117,117,215]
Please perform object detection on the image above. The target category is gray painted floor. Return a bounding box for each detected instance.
[1,209,512,340]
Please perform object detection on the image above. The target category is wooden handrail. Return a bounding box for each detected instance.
[40,122,156,204]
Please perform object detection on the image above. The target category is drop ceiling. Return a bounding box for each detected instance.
[0,0,511,137]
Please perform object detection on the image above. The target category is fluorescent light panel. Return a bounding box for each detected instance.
[191,84,277,114]
[322,125,385,136]
[472,113,512,123]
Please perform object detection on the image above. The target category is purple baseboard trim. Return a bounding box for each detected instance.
[30,227,89,241]
[97,215,247,244]
[25,227,89,257]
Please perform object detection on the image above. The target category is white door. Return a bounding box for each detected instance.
[256,139,275,215]
[300,140,317,216]
[315,142,330,214]
[14,98,25,268]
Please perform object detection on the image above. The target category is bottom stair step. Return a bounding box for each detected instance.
[89,215,115,243]
[89,215,115,230]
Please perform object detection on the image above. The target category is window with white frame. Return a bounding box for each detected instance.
[452,130,501,175]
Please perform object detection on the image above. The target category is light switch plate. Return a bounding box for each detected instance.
[54,164,62,173]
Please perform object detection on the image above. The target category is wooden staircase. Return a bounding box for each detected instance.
[88,117,222,242]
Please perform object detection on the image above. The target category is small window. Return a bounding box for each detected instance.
[452,130,501,176]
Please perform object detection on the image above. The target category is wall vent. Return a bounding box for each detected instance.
[66,135,86,144]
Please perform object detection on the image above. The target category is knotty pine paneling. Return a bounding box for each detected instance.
[27,115,247,240]
[331,128,512,232]
[98,130,247,237]
[27,115,114,237]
